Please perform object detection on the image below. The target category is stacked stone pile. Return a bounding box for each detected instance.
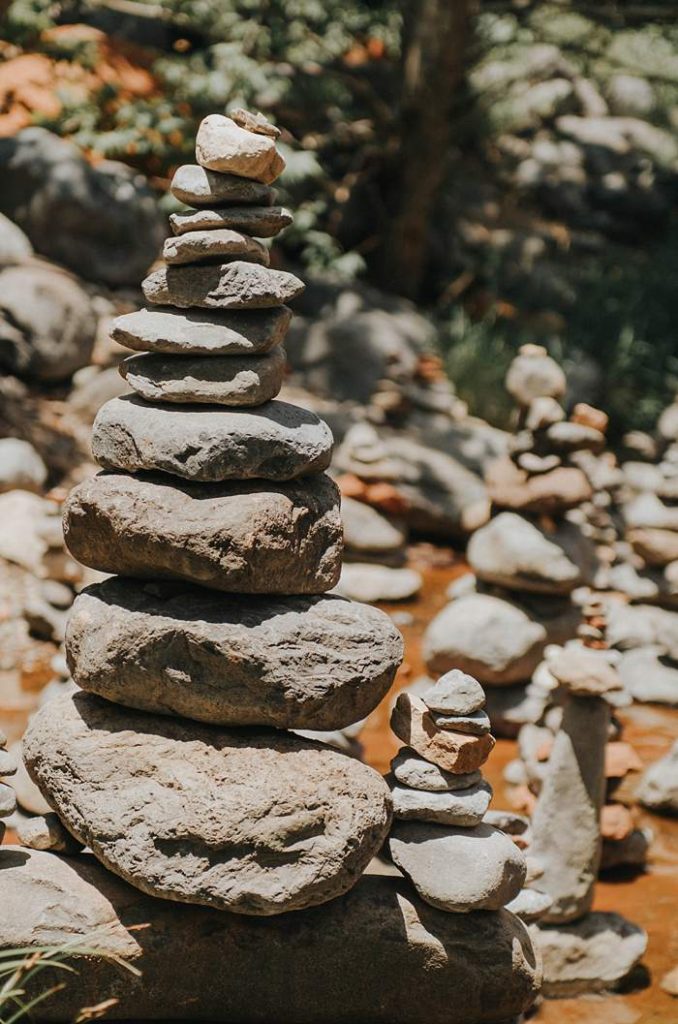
[386,669,529,915]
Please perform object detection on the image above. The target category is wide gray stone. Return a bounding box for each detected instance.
[63,472,342,595]
[170,164,275,206]
[535,912,647,996]
[389,822,526,913]
[119,348,285,406]
[23,692,392,914]
[111,306,292,356]
[66,578,403,730]
[170,205,293,238]
[0,850,541,1023]
[391,750,482,793]
[91,396,333,482]
[163,228,270,266]
[143,262,304,310]
[390,779,492,826]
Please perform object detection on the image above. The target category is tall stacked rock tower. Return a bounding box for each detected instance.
[22,112,404,915]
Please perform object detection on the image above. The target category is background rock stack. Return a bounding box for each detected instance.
[0,730,17,844]
[386,669,528,914]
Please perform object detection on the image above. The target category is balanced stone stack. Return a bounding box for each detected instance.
[387,670,528,915]
[3,113,541,1023]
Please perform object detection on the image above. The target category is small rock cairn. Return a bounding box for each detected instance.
[386,669,527,914]
[21,112,407,916]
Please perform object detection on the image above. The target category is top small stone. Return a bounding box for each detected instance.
[230,108,281,139]
[505,344,566,407]
[421,669,486,716]
[196,114,285,184]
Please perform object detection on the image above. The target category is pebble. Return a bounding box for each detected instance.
[142,261,305,311]
[431,709,491,735]
[0,781,17,816]
[390,693,495,774]
[421,669,486,716]
[163,228,270,267]
[111,306,292,356]
[390,779,492,827]
[170,206,293,239]
[0,748,17,776]
[391,750,482,793]
[170,164,275,207]
[195,114,285,183]
[119,348,285,406]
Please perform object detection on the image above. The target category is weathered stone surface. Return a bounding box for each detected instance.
[196,115,285,183]
[431,709,491,735]
[23,692,392,914]
[390,779,492,826]
[66,578,403,730]
[389,822,526,913]
[535,912,647,996]
[391,750,482,792]
[421,670,486,715]
[468,513,597,595]
[112,306,292,356]
[163,229,270,266]
[143,262,304,310]
[391,693,495,773]
[64,472,342,595]
[628,527,678,567]
[486,457,592,516]
[334,564,422,603]
[0,850,541,1023]
[171,164,275,207]
[92,396,333,482]
[119,348,285,406]
[637,740,678,815]
[170,205,293,238]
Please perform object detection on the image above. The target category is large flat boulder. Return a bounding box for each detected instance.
[64,472,342,595]
[23,692,392,915]
[66,579,403,730]
[0,849,541,1022]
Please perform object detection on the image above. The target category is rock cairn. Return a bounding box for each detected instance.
[386,669,527,914]
[21,111,405,916]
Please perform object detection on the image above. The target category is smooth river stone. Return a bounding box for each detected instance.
[391,693,495,774]
[170,205,293,238]
[389,822,526,913]
[23,692,392,914]
[119,348,285,406]
[170,164,275,207]
[111,306,291,356]
[66,578,403,730]
[391,749,482,793]
[91,396,333,482]
[390,780,492,827]
[63,472,342,595]
[163,229,270,267]
[431,709,491,735]
[0,851,541,1024]
[196,115,285,183]
[142,261,304,310]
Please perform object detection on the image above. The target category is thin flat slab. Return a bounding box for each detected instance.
[390,779,493,826]
[22,692,392,914]
[170,205,292,238]
[390,692,495,773]
[142,261,304,310]
[66,578,403,730]
[119,348,285,406]
[111,306,291,356]
[163,229,270,266]
[63,472,342,594]
[91,396,333,482]
[170,164,275,206]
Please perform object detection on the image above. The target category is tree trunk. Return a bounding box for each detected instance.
[380,0,475,299]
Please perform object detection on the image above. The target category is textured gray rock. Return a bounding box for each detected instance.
[196,115,285,183]
[535,912,647,996]
[0,782,17,816]
[111,306,292,356]
[143,262,304,310]
[23,692,392,914]
[391,693,495,774]
[0,850,541,1023]
[431,709,491,735]
[163,229,270,266]
[64,472,342,594]
[171,164,275,206]
[119,348,285,406]
[389,822,526,913]
[170,205,293,238]
[91,396,333,482]
[468,513,596,595]
[421,670,486,715]
[390,779,492,826]
[637,740,678,815]
[66,578,403,730]
[391,750,482,792]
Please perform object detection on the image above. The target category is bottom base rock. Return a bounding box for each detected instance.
[0,847,541,1023]
[533,911,647,997]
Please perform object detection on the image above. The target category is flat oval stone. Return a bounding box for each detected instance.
[163,229,270,266]
[389,822,526,912]
[63,472,342,595]
[23,692,392,914]
[170,164,275,207]
[142,262,304,310]
[431,709,491,736]
[91,396,333,482]
[119,348,285,406]
[111,306,292,356]
[66,578,403,730]
[170,206,293,239]
[390,780,492,827]
[391,750,482,793]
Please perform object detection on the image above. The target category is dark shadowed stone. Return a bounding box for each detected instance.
[170,205,293,238]
[66,578,403,730]
[23,693,392,914]
[0,849,541,1023]
[170,164,275,207]
[111,306,292,356]
[91,396,333,482]
[63,472,342,594]
[143,262,304,310]
[119,348,285,406]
